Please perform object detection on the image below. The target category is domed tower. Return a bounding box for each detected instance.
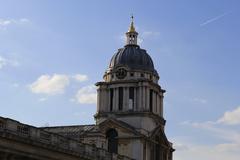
[95,17,174,160]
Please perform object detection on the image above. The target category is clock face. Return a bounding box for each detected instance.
[116,68,127,79]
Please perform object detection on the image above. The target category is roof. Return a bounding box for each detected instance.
[109,45,158,75]
[40,124,100,139]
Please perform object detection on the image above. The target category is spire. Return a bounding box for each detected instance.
[126,15,138,45]
[128,15,136,32]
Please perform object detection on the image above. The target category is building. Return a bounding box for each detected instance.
[0,17,174,160]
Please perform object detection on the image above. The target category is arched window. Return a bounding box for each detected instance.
[155,136,160,160]
[106,129,118,154]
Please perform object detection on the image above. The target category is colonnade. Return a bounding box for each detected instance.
[97,84,164,117]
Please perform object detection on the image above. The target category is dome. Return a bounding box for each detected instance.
[109,45,157,74]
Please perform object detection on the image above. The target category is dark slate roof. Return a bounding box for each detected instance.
[109,45,157,74]
[40,125,99,139]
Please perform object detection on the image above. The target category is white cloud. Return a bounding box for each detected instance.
[120,34,126,44]
[142,31,160,37]
[215,143,240,153]
[217,106,240,125]
[39,97,47,102]
[19,18,30,23]
[174,143,189,151]
[29,74,70,95]
[176,106,240,160]
[182,106,240,126]
[193,97,207,104]
[0,56,7,69]
[29,73,91,100]
[181,120,240,143]
[174,142,240,160]
[0,19,11,26]
[75,85,97,104]
[12,83,19,88]
[0,18,30,29]
[72,74,88,82]
[138,31,160,44]
[0,55,19,69]
[180,108,240,156]
[174,121,240,160]
[138,37,143,45]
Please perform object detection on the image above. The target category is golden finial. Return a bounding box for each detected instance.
[128,14,136,32]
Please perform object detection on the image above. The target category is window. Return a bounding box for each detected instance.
[150,75,153,80]
[110,89,114,111]
[129,87,134,110]
[119,87,123,110]
[130,73,134,77]
[106,129,118,154]
[141,73,144,77]
[155,136,160,160]
[150,89,153,112]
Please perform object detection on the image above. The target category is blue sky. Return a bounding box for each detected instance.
[0,0,240,160]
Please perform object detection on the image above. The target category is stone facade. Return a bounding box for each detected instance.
[0,18,174,160]
[0,117,132,160]
[91,18,174,160]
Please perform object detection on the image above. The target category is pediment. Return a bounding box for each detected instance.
[149,125,172,147]
[98,118,143,137]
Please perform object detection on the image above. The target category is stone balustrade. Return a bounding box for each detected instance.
[0,116,133,160]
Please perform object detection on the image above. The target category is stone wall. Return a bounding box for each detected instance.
[0,116,133,160]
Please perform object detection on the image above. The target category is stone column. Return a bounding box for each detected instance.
[108,89,111,112]
[142,86,146,111]
[156,94,160,115]
[112,88,116,111]
[138,85,142,111]
[115,88,119,111]
[146,87,149,111]
[152,91,156,114]
[127,87,130,110]
[103,88,108,111]
[155,92,158,113]
[137,87,139,111]
[97,88,100,112]
[160,95,163,117]
[100,88,105,112]
[123,87,127,111]
[134,87,137,111]
[100,88,103,112]
[145,143,152,160]
[106,89,109,111]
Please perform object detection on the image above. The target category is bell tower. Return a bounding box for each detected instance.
[126,16,138,45]
[95,17,165,129]
[95,17,174,160]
